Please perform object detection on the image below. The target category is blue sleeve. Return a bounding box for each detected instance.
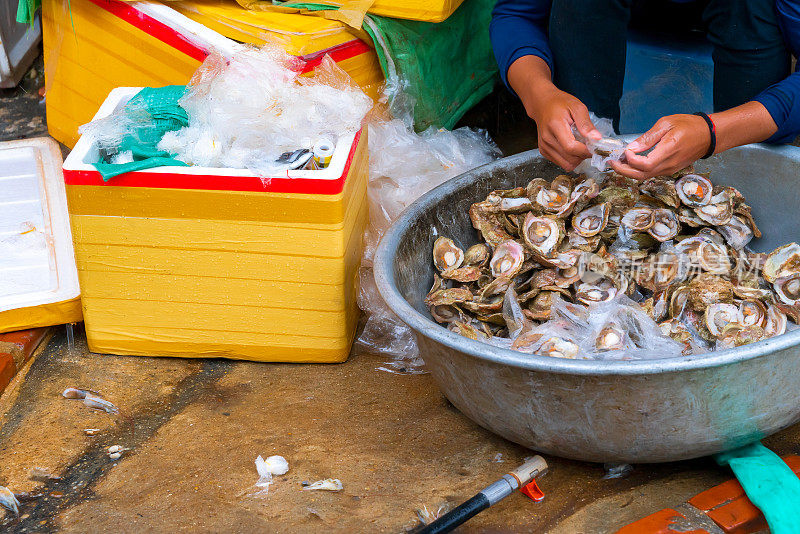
[489,0,553,91]
[753,0,800,143]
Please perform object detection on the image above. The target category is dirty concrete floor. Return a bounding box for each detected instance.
[1,329,800,533]
[2,50,800,533]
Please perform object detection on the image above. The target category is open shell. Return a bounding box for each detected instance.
[676,174,713,207]
[432,237,463,272]
[648,209,680,242]
[763,243,800,284]
[572,202,610,238]
[521,213,563,258]
[620,207,655,232]
[705,303,742,338]
[490,240,525,279]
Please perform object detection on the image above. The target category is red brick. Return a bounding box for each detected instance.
[781,455,800,475]
[0,352,16,395]
[616,508,709,534]
[706,496,768,534]
[688,479,746,512]
[0,327,50,369]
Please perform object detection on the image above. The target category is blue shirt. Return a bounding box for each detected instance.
[490,0,800,142]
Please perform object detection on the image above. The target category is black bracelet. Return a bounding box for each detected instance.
[693,111,716,159]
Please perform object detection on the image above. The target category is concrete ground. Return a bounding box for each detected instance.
[1,46,798,533]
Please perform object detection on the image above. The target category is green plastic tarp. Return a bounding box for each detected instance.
[243,0,499,131]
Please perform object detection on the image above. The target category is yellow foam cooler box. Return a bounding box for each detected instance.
[42,0,384,148]
[62,88,368,362]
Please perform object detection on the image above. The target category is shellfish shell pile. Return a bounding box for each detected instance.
[426,170,799,359]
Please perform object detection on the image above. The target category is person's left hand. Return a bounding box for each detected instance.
[609,114,711,180]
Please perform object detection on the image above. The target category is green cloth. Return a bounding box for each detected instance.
[16,0,40,25]
[92,85,189,181]
[715,442,800,534]
[277,0,498,131]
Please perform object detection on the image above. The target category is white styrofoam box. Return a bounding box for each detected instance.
[0,138,80,313]
[0,2,41,88]
[64,87,356,180]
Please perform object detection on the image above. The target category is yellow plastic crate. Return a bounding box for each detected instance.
[42,0,384,148]
[62,88,368,362]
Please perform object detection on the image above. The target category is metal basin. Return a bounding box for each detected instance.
[373,145,800,463]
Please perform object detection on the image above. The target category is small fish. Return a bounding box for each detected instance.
[302,478,343,492]
[83,394,119,415]
[62,387,87,399]
[84,428,101,436]
[0,486,20,517]
[29,467,61,482]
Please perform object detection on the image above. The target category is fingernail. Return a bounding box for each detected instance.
[589,129,602,140]
[627,142,640,152]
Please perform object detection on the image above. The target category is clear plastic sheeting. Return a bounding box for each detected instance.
[574,113,627,174]
[158,44,372,176]
[357,114,500,373]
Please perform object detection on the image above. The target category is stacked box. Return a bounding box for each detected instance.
[62,88,367,362]
[42,0,383,148]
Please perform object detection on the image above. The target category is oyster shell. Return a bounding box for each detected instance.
[620,207,655,232]
[765,305,788,337]
[678,207,706,227]
[524,291,555,321]
[432,237,463,272]
[469,204,513,248]
[648,209,680,242]
[537,337,580,359]
[696,241,731,274]
[739,300,768,327]
[441,266,482,283]
[572,202,610,238]
[511,331,544,353]
[640,178,680,209]
[688,273,734,312]
[763,243,800,283]
[695,190,733,226]
[490,240,525,279]
[676,174,713,207]
[717,215,754,250]
[774,273,800,305]
[705,302,742,337]
[575,279,618,305]
[521,213,563,258]
[463,243,490,267]
[425,287,473,307]
[718,323,765,348]
[595,324,626,351]
[449,321,486,340]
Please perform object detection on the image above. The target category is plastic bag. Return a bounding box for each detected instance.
[356,107,501,373]
[574,113,628,174]
[157,43,372,177]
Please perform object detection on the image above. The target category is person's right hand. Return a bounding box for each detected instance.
[507,55,601,171]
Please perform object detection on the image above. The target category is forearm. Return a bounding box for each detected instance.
[508,55,555,119]
[710,101,779,153]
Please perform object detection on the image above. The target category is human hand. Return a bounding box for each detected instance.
[610,114,711,180]
[527,85,602,171]
[507,55,601,172]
